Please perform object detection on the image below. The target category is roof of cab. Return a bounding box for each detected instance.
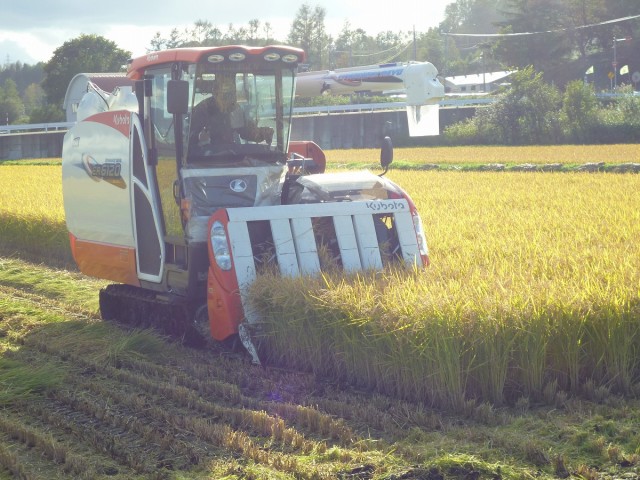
[127,45,306,79]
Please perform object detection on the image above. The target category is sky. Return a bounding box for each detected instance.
[0,0,455,65]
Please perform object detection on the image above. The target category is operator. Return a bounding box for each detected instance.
[189,73,275,152]
[190,75,244,150]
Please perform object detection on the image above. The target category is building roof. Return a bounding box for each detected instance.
[445,71,514,87]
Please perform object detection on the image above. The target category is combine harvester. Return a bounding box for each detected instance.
[296,61,445,136]
[62,45,431,364]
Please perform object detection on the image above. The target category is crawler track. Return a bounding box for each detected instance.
[99,283,207,347]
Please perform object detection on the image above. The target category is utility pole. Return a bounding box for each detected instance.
[482,52,486,92]
[613,36,618,90]
[413,26,417,61]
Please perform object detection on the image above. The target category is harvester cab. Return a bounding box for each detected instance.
[62,45,429,364]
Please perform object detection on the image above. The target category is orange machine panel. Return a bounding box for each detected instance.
[288,140,326,173]
[70,234,140,286]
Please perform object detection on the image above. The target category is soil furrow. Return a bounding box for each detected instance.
[19,397,163,476]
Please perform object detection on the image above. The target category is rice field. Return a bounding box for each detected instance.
[0,164,71,266]
[1,146,639,409]
[1,147,640,478]
[325,144,640,168]
[252,169,640,408]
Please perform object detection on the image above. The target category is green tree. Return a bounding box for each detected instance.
[148,19,272,51]
[441,0,507,33]
[149,28,183,51]
[0,61,44,95]
[495,0,573,72]
[413,28,453,74]
[28,104,65,123]
[562,80,598,141]
[493,66,562,143]
[333,21,369,68]
[439,0,509,76]
[562,0,607,59]
[0,79,26,124]
[287,4,330,69]
[22,83,46,116]
[445,66,562,144]
[42,34,131,107]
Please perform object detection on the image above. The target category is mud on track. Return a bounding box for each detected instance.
[0,278,441,480]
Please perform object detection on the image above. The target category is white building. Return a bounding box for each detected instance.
[444,71,514,94]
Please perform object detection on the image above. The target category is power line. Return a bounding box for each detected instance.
[349,41,408,58]
[442,14,640,38]
[377,41,414,64]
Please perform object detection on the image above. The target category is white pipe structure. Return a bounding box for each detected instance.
[296,61,445,136]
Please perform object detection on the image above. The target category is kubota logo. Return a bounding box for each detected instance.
[81,153,126,189]
[113,114,129,126]
[229,179,247,193]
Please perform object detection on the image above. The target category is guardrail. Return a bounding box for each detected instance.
[0,98,495,135]
[293,97,494,115]
[0,122,74,135]
[2,93,636,135]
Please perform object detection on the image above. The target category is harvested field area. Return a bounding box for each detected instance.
[0,258,639,479]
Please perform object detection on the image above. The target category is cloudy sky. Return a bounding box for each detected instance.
[0,0,454,64]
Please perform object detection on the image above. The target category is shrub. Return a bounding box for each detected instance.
[562,80,598,143]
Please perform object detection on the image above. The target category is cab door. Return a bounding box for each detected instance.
[130,115,165,282]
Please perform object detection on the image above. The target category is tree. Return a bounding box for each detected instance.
[415,29,448,71]
[0,61,44,95]
[493,66,562,144]
[149,28,183,51]
[562,0,607,59]
[263,22,274,43]
[189,19,220,45]
[438,0,510,76]
[441,0,508,33]
[495,0,573,72]
[562,80,598,141]
[287,4,330,69]
[333,21,366,67]
[22,83,46,116]
[42,34,131,107]
[0,79,26,124]
[148,19,273,51]
[28,104,65,124]
[445,66,562,144]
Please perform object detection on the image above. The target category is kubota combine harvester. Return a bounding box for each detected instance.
[62,45,431,363]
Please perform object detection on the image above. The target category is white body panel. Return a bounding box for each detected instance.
[62,111,166,283]
[62,111,135,248]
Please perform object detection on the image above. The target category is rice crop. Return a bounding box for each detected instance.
[2,152,639,409]
[251,170,640,408]
[325,144,640,167]
[0,165,71,266]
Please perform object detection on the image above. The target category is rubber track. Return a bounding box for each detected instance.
[99,284,206,347]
